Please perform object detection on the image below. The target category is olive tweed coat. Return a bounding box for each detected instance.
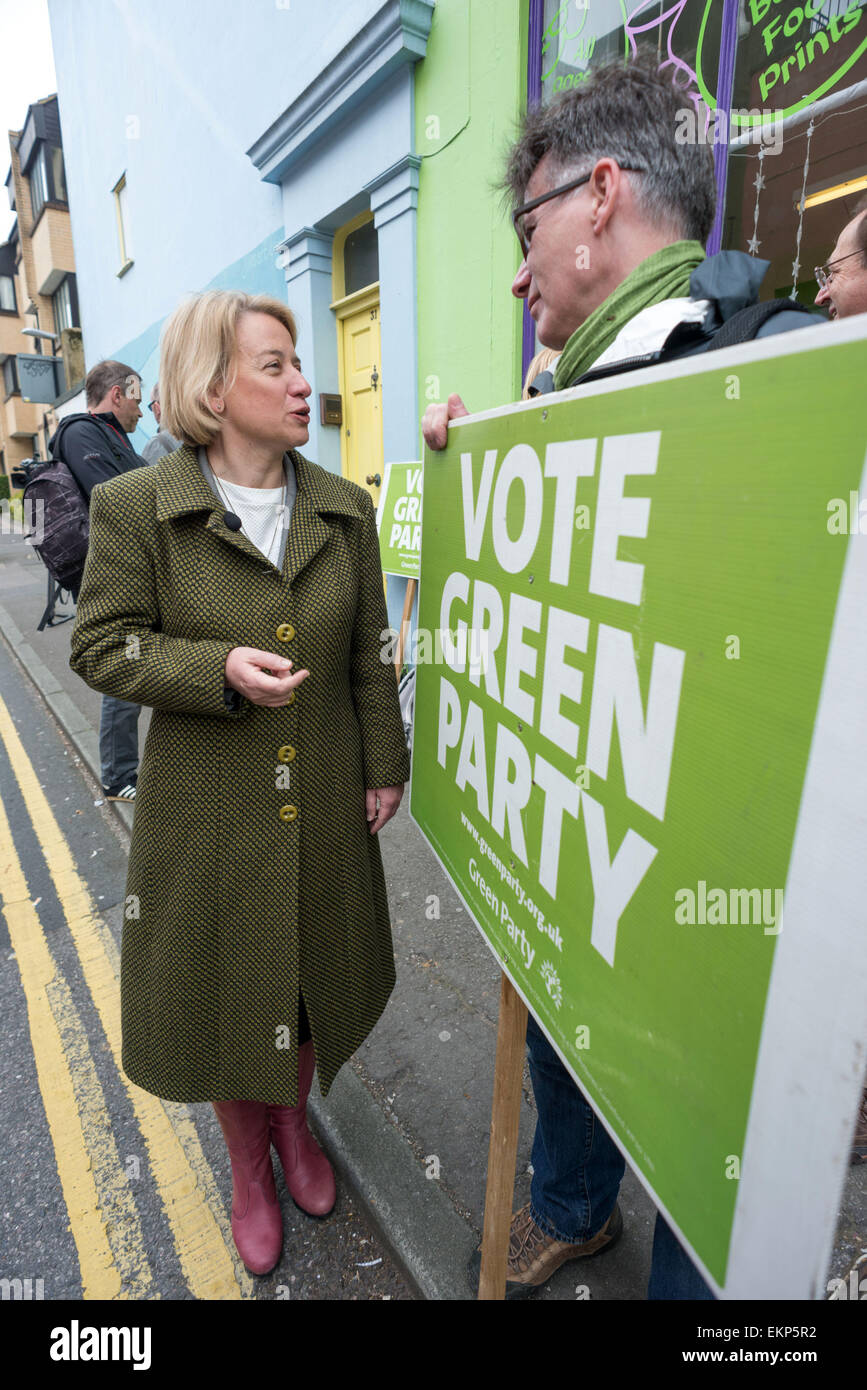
[69,444,410,1105]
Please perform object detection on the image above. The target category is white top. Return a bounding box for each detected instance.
[197,448,297,570]
[217,475,287,567]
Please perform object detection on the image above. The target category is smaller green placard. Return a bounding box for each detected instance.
[376,461,423,577]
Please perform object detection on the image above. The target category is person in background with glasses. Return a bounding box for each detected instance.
[141,382,181,463]
[814,195,867,323]
[423,58,821,1302]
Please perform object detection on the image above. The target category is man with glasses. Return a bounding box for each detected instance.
[814,197,867,322]
[141,383,181,463]
[423,59,820,1301]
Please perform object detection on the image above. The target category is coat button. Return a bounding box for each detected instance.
[286,690,295,705]
[278,745,296,762]
[276,623,295,641]
[279,804,298,822]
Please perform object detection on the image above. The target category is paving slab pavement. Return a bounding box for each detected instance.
[1,530,863,1303]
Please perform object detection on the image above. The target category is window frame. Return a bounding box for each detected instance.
[52,273,79,334]
[27,140,69,230]
[0,275,16,314]
[112,173,134,277]
[331,211,376,302]
[49,144,67,205]
[29,145,50,224]
[2,355,21,400]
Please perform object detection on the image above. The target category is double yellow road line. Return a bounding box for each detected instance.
[0,695,253,1300]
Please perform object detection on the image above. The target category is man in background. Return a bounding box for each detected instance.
[53,360,148,802]
[141,382,181,462]
[814,195,867,322]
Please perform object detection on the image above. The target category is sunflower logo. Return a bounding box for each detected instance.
[540,960,562,1010]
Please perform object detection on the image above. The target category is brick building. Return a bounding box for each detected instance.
[1,94,84,490]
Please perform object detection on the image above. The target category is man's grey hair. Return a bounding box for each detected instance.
[85,359,140,408]
[502,58,717,246]
[151,382,160,403]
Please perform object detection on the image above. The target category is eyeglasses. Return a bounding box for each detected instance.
[147,400,157,413]
[512,165,648,258]
[814,250,864,291]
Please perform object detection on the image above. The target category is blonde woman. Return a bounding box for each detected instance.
[522,346,561,399]
[70,291,410,1275]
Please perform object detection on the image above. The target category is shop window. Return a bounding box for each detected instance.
[722,0,867,303]
[534,1,867,304]
[540,1,722,110]
[0,276,15,312]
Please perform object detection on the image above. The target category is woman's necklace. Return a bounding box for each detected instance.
[208,457,287,566]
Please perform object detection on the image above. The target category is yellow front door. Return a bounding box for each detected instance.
[336,287,383,503]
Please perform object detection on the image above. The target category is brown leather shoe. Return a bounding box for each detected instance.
[468,1201,623,1299]
[851,1087,867,1165]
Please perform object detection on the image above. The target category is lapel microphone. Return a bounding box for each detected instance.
[223,513,242,531]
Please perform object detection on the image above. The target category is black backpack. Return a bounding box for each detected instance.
[22,464,88,593]
[22,413,132,593]
[703,298,819,350]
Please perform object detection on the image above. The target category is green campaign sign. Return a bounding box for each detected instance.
[410,320,867,1297]
[376,461,423,577]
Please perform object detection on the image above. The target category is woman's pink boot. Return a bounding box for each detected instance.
[212,1100,283,1274]
[268,1041,336,1217]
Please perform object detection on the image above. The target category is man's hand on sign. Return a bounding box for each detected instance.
[422,393,469,451]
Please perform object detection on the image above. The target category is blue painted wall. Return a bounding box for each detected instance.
[46,0,386,452]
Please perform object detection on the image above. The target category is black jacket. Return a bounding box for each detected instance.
[49,411,148,502]
[531,252,823,394]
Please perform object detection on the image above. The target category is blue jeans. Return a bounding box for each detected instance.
[99,695,140,789]
[526,1012,714,1300]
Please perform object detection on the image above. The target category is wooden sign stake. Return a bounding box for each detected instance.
[394,577,417,679]
[478,971,528,1299]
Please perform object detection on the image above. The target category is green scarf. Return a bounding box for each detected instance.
[553,241,706,391]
